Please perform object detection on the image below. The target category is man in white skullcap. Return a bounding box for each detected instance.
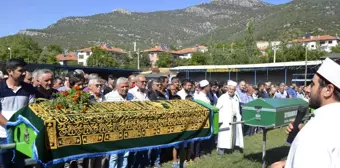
[216,80,243,155]
[272,58,340,168]
[194,80,211,104]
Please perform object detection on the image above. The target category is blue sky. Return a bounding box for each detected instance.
[0,0,291,37]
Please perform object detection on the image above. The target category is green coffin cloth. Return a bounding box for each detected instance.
[194,100,219,134]
[7,100,214,167]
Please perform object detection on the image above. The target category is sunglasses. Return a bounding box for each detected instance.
[95,84,104,88]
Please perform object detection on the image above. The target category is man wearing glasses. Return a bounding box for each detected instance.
[128,75,148,101]
[89,78,105,102]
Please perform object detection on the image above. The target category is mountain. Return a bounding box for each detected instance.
[16,0,340,49]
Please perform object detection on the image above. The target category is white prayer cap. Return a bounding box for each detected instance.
[227,80,237,87]
[317,58,340,89]
[199,80,209,88]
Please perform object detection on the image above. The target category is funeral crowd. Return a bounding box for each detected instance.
[0,58,339,168]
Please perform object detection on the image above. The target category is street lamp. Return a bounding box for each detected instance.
[8,47,12,59]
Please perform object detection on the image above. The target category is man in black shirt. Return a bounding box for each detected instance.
[35,69,58,100]
[148,79,166,101]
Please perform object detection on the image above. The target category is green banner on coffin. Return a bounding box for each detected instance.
[7,100,214,167]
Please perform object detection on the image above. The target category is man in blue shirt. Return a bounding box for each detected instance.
[286,83,297,98]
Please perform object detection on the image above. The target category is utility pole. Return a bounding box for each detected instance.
[133,42,140,69]
[137,48,140,70]
[8,47,12,59]
[273,46,277,63]
[304,46,308,86]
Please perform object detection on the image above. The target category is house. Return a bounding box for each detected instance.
[291,35,340,52]
[256,41,281,51]
[76,44,127,66]
[56,52,78,65]
[176,45,208,59]
[144,45,178,66]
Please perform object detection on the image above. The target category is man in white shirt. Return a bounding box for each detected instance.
[128,75,148,101]
[105,77,131,168]
[274,83,288,99]
[272,58,340,168]
[216,80,243,155]
[177,79,192,100]
[194,80,211,104]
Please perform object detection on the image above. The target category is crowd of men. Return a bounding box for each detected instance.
[1,58,338,168]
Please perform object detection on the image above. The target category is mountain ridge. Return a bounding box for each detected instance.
[14,0,340,49]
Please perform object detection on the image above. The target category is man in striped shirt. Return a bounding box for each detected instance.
[0,59,37,167]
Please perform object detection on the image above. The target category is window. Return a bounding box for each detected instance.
[311,45,315,48]
[86,52,90,55]
[320,41,326,45]
[78,55,84,59]
[78,62,84,66]
[329,41,333,44]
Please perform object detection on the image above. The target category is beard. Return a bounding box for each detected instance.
[309,90,322,109]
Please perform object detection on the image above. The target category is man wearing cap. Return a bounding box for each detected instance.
[216,80,244,155]
[272,58,340,168]
[194,80,211,105]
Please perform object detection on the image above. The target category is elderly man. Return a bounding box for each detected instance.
[272,58,340,168]
[194,80,211,105]
[31,69,40,87]
[128,75,148,101]
[36,69,58,100]
[128,74,136,89]
[105,77,132,168]
[148,79,166,101]
[88,78,104,102]
[167,84,177,99]
[216,80,243,155]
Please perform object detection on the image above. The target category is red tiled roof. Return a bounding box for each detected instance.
[144,46,178,54]
[293,35,339,43]
[177,48,196,54]
[77,45,127,54]
[144,46,165,52]
[99,45,127,54]
[56,52,77,61]
[77,47,92,52]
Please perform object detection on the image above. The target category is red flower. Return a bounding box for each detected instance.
[74,85,81,91]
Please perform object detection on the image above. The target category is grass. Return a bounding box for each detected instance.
[162,128,289,168]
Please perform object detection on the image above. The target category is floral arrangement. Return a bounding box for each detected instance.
[50,86,91,113]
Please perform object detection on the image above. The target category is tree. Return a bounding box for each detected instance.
[0,35,41,63]
[156,52,172,67]
[189,52,208,65]
[38,44,62,64]
[332,45,340,53]
[245,19,257,59]
[87,47,118,68]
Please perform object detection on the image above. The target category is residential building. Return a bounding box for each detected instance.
[176,45,208,59]
[76,48,92,66]
[290,35,340,52]
[256,41,281,56]
[56,52,78,65]
[144,45,178,66]
[256,41,281,50]
[76,44,127,66]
